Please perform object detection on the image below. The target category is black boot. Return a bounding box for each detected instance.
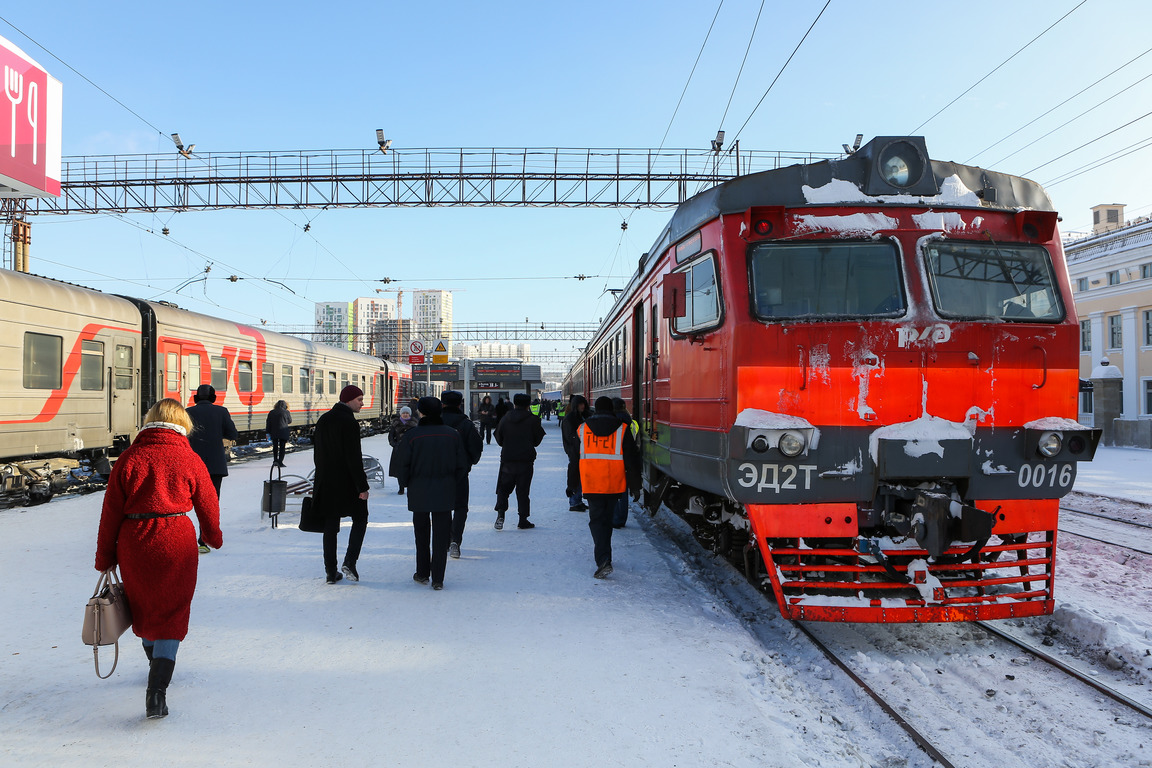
[143,641,154,662]
[146,657,175,719]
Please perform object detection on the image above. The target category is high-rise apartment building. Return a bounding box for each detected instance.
[315,301,353,350]
[413,290,453,346]
[352,297,396,355]
[452,342,531,360]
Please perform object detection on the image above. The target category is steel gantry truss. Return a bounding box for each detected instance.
[23,146,839,214]
[267,321,600,343]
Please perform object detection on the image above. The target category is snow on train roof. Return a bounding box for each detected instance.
[801,174,982,207]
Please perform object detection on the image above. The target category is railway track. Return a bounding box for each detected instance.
[1060,504,1152,556]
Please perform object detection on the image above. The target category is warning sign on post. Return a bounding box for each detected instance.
[408,340,425,365]
[432,340,449,364]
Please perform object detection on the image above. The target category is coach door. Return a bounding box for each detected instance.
[633,303,646,434]
[161,342,183,402]
[110,336,138,433]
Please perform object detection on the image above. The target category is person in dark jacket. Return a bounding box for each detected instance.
[265,400,292,468]
[387,406,417,494]
[312,385,370,584]
[578,396,641,578]
[186,384,238,553]
[611,397,638,528]
[494,396,510,424]
[477,395,496,444]
[440,391,483,559]
[393,396,469,590]
[493,393,546,530]
[561,395,589,511]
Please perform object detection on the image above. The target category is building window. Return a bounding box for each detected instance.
[1146,311,1152,347]
[1081,320,1091,352]
[1077,277,1088,292]
[1145,380,1152,416]
[1109,315,1123,349]
[81,340,105,391]
[1093,210,1100,225]
[1143,263,1152,279]
[1108,208,1120,223]
[1081,389,1093,415]
[1108,270,1120,285]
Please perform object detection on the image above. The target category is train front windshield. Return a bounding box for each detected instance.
[749,241,905,319]
[923,241,1064,321]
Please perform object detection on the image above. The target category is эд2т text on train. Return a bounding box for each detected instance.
[565,136,1101,622]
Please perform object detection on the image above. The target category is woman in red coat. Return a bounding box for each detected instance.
[94,398,223,719]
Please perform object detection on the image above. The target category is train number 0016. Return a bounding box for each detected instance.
[1016,463,1073,489]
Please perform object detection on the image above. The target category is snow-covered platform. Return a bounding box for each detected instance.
[5,419,928,767]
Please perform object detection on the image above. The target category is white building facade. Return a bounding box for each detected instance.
[413,290,453,346]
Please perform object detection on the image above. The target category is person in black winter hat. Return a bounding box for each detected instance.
[439,391,483,558]
[186,384,239,553]
[493,393,546,530]
[393,395,469,590]
[561,395,589,510]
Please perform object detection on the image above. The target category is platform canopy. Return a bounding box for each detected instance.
[0,35,61,198]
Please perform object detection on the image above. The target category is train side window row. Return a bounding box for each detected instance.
[591,328,626,389]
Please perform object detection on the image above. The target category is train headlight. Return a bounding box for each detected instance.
[1037,431,1063,458]
[751,435,771,453]
[778,431,806,457]
[878,141,924,188]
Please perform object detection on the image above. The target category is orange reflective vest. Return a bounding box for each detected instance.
[578,422,627,494]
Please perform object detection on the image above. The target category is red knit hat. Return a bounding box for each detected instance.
[339,385,365,403]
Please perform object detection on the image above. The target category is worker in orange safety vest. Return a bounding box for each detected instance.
[578,396,641,579]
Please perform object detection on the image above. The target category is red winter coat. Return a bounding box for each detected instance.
[94,427,223,641]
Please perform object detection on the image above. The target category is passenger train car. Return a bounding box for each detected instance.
[564,136,1101,623]
[0,268,405,502]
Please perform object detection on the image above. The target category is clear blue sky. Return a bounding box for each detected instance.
[4,0,1151,355]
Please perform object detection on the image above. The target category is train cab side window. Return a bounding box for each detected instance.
[211,356,228,392]
[262,362,274,393]
[673,253,722,333]
[750,242,903,319]
[282,365,294,394]
[81,340,105,391]
[238,360,254,393]
[23,332,62,390]
[923,241,1063,321]
[114,345,133,390]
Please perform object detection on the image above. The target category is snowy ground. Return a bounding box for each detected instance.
[3,426,1150,767]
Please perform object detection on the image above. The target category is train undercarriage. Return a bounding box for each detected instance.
[646,471,1057,622]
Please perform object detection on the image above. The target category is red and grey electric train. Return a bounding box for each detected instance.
[564,136,1101,623]
[0,268,409,502]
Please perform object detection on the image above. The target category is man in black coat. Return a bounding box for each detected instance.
[394,396,469,590]
[561,395,589,511]
[312,385,370,584]
[186,384,239,553]
[493,393,546,530]
[439,391,483,559]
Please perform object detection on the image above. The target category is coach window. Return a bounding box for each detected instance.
[211,356,228,391]
[328,371,337,395]
[673,253,722,333]
[23,332,62,389]
[238,360,254,393]
[314,369,324,395]
[81,340,105,391]
[300,367,309,394]
[750,242,902,319]
[115,345,134,390]
[262,362,274,393]
[341,373,348,391]
[925,241,1062,321]
[282,365,294,394]
[187,354,201,391]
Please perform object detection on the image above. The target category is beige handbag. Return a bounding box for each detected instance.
[81,568,133,679]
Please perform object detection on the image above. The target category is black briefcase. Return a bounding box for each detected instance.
[298,496,325,533]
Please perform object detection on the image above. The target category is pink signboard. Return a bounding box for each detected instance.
[0,36,61,198]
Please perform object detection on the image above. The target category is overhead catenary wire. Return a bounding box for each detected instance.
[717,0,767,131]
[965,45,1152,164]
[728,0,831,147]
[910,0,1088,134]
[1022,108,1152,176]
[991,69,1152,168]
[655,0,726,155]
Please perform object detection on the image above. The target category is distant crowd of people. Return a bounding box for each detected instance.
[92,387,640,720]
